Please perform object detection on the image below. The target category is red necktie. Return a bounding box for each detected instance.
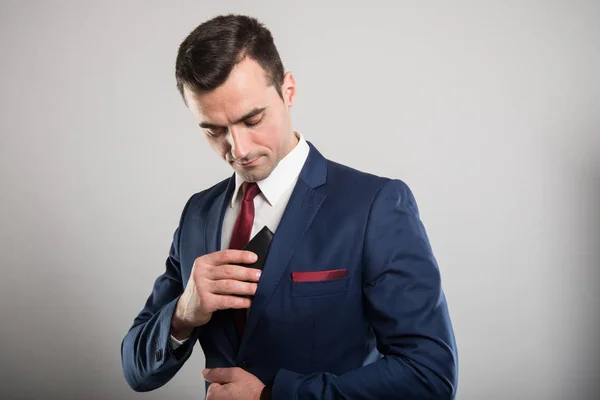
[229,182,261,337]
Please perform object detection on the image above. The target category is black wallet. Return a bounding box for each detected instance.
[240,225,274,271]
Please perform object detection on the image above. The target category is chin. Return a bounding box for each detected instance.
[239,165,274,182]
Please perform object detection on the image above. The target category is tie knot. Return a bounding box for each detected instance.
[241,182,260,202]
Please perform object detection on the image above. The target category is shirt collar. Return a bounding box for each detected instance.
[230,131,310,207]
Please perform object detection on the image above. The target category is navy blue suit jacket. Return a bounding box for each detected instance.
[121,142,458,399]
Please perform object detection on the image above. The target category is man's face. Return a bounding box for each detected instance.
[183,57,297,182]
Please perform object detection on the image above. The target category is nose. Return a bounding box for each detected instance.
[229,126,251,160]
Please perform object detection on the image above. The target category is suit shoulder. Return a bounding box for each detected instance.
[190,177,230,201]
[325,160,417,206]
[327,159,407,192]
[181,177,231,216]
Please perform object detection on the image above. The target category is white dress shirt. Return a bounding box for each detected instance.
[170,131,310,349]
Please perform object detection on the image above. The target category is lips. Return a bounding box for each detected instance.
[239,156,261,167]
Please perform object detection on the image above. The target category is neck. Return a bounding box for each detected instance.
[287,130,300,153]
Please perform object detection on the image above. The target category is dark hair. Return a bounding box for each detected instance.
[175,14,285,101]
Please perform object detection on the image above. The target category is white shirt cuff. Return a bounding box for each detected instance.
[170,334,189,350]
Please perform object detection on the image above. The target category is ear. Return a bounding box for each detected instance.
[281,71,296,109]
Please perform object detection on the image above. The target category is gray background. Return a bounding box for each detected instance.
[1,0,599,399]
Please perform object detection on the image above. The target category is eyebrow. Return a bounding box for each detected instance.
[199,107,267,129]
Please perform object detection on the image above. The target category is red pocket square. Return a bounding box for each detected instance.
[291,269,347,282]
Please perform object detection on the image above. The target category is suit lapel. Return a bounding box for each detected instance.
[204,176,235,255]
[204,176,240,350]
[237,143,328,358]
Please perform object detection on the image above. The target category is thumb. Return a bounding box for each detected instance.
[203,368,232,384]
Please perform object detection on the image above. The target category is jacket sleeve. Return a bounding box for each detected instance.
[271,179,459,399]
[120,195,202,392]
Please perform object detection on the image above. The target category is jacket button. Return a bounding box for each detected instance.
[238,361,248,369]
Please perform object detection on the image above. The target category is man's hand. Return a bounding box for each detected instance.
[203,367,265,400]
[170,250,262,339]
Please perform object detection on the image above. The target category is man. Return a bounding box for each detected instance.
[121,14,458,400]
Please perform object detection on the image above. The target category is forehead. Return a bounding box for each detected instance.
[184,57,272,124]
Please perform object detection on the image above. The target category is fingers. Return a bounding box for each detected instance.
[207,294,252,311]
[210,279,258,297]
[195,251,261,282]
[203,367,242,384]
[203,367,227,384]
[205,381,222,399]
[191,250,262,315]
[209,249,258,266]
[208,264,262,283]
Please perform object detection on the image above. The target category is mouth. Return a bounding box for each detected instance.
[237,156,262,167]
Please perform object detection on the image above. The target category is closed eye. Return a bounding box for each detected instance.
[206,127,228,137]
[244,117,263,127]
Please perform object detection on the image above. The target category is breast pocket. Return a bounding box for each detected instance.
[291,276,351,297]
